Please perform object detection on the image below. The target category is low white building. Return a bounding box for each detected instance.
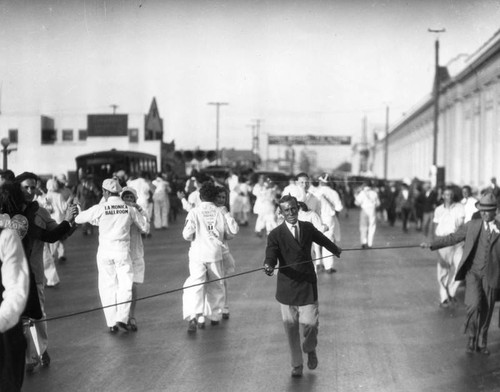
[371,28,500,191]
[0,98,168,182]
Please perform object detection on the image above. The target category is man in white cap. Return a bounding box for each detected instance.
[421,193,500,355]
[75,178,149,332]
[354,181,380,249]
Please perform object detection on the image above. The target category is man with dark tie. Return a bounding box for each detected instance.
[421,193,500,355]
[263,195,342,377]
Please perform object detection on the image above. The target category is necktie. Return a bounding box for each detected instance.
[293,225,299,242]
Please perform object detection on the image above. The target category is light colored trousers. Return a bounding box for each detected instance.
[359,209,377,247]
[183,260,225,321]
[437,244,463,302]
[96,252,133,327]
[153,197,170,228]
[319,215,340,270]
[25,283,48,363]
[43,243,60,286]
[254,213,277,235]
[280,302,319,368]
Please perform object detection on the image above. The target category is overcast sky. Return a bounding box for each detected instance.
[1,0,500,151]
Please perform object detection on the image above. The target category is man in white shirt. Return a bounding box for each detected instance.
[461,185,479,223]
[152,173,171,230]
[315,174,344,273]
[354,182,380,249]
[75,178,149,332]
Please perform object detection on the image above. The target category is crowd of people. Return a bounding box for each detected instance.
[3,164,500,388]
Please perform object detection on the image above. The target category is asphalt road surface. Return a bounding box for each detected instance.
[22,209,500,392]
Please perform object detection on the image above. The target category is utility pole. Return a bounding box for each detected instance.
[252,119,263,157]
[428,28,446,166]
[208,102,228,165]
[110,104,119,114]
[384,105,389,180]
[247,123,257,155]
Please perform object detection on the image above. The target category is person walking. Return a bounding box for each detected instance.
[461,185,479,223]
[263,195,342,377]
[431,186,465,307]
[315,173,343,272]
[75,178,149,333]
[354,182,380,249]
[421,193,500,355]
[182,182,239,332]
[152,173,171,230]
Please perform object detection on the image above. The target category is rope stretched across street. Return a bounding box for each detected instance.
[28,243,421,325]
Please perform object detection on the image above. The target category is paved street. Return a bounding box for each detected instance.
[22,209,500,392]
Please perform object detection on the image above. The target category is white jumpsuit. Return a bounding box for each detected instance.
[182,202,238,322]
[355,187,380,247]
[75,196,149,327]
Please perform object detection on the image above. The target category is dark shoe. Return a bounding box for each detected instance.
[291,365,303,378]
[128,317,138,332]
[40,351,50,367]
[58,256,67,263]
[466,337,476,354]
[25,359,39,373]
[361,244,368,249]
[477,346,490,355]
[325,268,337,274]
[210,320,220,326]
[222,312,230,320]
[439,299,449,308]
[116,322,129,331]
[187,318,197,333]
[307,350,318,370]
[109,325,119,334]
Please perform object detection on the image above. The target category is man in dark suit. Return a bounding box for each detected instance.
[263,195,342,377]
[421,193,500,355]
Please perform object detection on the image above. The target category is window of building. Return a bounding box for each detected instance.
[129,128,139,143]
[79,130,87,141]
[62,129,73,141]
[41,129,57,145]
[8,129,18,144]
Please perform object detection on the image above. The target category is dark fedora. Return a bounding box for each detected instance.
[475,193,498,211]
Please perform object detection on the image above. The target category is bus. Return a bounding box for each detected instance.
[75,150,158,187]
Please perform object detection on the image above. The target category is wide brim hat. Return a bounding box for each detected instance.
[475,193,498,211]
[121,186,137,201]
[102,178,122,194]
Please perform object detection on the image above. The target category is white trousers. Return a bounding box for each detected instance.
[280,302,319,368]
[96,252,133,327]
[153,197,170,228]
[255,213,277,234]
[43,243,60,286]
[437,244,463,302]
[319,215,340,270]
[25,283,48,363]
[183,260,225,321]
[359,209,377,247]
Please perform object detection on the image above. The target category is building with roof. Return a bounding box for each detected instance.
[371,28,500,190]
[0,98,178,183]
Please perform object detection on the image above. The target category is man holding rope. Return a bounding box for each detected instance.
[263,195,342,378]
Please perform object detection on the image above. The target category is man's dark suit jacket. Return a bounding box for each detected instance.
[430,218,500,288]
[264,221,341,306]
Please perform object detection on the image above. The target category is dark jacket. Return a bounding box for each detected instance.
[430,219,500,287]
[264,221,341,305]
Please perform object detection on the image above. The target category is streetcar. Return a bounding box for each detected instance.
[75,150,158,187]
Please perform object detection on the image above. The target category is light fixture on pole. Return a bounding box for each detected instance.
[208,102,228,165]
[1,138,16,171]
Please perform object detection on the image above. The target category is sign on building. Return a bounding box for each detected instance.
[268,135,351,145]
[87,115,128,137]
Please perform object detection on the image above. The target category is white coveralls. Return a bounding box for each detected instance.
[127,178,154,233]
[252,184,277,235]
[316,186,343,270]
[182,202,238,322]
[355,187,380,247]
[433,203,465,303]
[75,196,149,327]
[152,177,171,229]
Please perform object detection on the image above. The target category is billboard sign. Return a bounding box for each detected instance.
[267,135,351,146]
[88,114,128,137]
